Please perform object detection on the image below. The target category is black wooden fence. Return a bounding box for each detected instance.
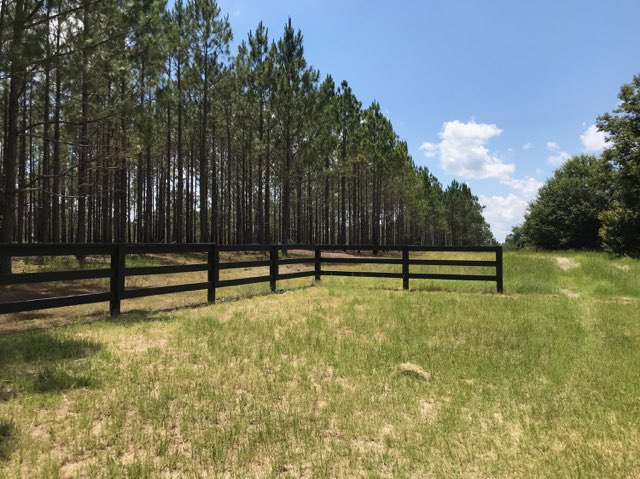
[0,244,503,315]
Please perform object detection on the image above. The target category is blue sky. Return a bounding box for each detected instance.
[218,0,640,241]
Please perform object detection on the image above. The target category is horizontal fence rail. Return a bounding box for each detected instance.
[0,244,503,315]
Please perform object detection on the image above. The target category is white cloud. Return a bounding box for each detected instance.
[544,140,571,166]
[499,176,543,201]
[420,120,545,242]
[484,177,542,241]
[523,142,533,150]
[419,142,438,158]
[580,124,607,152]
[419,120,514,179]
[547,151,571,166]
[479,193,529,243]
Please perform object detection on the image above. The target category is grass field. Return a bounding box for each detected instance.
[1,250,639,477]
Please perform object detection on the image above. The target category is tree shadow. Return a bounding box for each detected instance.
[0,331,101,397]
[0,332,101,368]
[32,366,94,393]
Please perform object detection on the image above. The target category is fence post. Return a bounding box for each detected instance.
[402,246,409,290]
[496,246,504,293]
[315,246,321,281]
[110,244,124,316]
[207,244,218,303]
[270,245,278,292]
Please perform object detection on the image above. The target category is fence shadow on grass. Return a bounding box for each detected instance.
[408,283,496,294]
[108,281,316,326]
[361,283,495,294]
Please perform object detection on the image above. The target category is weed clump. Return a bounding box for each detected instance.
[398,362,431,381]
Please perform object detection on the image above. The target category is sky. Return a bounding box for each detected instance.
[217,0,640,241]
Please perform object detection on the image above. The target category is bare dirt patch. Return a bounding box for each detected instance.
[614,297,636,305]
[555,257,580,270]
[59,453,94,478]
[418,399,439,423]
[560,289,581,299]
[352,437,386,455]
[288,249,398,259]
[119,337,168,355]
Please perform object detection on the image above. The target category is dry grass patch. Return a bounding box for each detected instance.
[556,256,580,270]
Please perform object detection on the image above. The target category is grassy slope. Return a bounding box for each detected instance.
[0,251,639,478]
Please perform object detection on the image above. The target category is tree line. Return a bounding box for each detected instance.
[0,0,495,272]
[506,74,640,257]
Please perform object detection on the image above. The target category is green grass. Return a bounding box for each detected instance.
[1,250,639,477]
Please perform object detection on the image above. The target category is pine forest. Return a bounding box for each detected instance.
[0,0,495,263]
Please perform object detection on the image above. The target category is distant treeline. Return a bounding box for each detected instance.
[0,0,495,270]
[506,74,640,257]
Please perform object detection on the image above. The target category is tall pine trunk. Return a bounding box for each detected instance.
[52,30,62,243]
[256,102,264,243]
[281,131,291,242]
[76,1,90,244]
[264,117,271,244]
[199,54,209,242]
[175,51,184,243]
[0,0,26,273]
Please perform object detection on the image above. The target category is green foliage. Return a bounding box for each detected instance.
[508,155,611,250]
[443,180,496,245]
[597,74,640,256]
[598,200,640,256]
